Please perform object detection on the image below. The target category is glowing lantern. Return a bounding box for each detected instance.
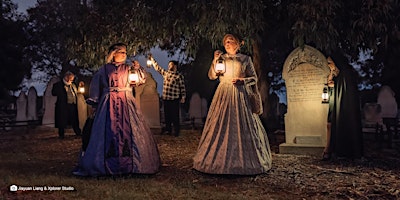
[322,84,329,104]
[78,86,85,94]
[129,68,140,85]
[214,56,226,76]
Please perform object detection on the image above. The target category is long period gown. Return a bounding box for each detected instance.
[73,63,160,176]
[193,53,272,175]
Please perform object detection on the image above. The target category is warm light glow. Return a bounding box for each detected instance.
[322,86,329,103]
[78,87,85,94]
[215,62,225,72]
[129,73,139,84]
[214,58,225,76]
[147,59,152,67]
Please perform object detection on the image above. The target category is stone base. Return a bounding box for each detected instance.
[279,143,324,156]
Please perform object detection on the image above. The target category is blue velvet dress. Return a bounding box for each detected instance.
[73,63,160,176]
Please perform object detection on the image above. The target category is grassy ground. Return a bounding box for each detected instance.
[1,126,399,200]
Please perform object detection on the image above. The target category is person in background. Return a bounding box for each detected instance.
[52,71,81,139]
[149,58,186,137]
[323,55,363,160]
[192,33,272,175]
[73,43,160,176]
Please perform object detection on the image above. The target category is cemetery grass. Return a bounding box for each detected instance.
[1,127,400,200]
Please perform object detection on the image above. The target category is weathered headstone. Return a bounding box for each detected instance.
[137,72,161,128]
[377,85,398,118]
[77,93,88,131]
[189,92,202,126]
[201,98,208,120]
[42,76,59,127]
[15,92,28,124]
[280,45,330,155]
[362,103,383,133]
[27,87,38,121]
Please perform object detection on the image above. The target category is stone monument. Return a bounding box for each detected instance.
[42,76,59,127]
[189,92,202,125]
[77,92,88,131]
[15,91,28,124]
[189,92,208,128]
[377,85,398,118]
[280,45,330,155]
[27,87,38,121]
[135,71,161,128]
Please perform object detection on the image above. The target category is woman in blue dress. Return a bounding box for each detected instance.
[73,43,160,176]
[193,34,272,175]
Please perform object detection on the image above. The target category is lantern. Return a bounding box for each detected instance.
[78,81,85,94]
[321,84,329,104]
[214,56,226,76]
[129,68,140,85]
[78,86,85,94]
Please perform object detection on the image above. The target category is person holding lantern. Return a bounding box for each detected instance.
[192,34,272,175]
[73,43,160,176]
[322,54,363,160]
[148,57,186,137]
[52,71,82,139]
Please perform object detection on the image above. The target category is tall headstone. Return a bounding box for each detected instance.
[377,85,398,118]
[77,93,88,131]
[201,98,208,120]
[280,45,330,155]
[27,87,38,121]
[137,72,161,128]
[189,93,202,125]
[42,76,59,127]
[15,92,28,124]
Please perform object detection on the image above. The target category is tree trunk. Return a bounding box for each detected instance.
[251,35,270,121]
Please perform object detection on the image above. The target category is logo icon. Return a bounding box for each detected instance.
[10,185,18,192]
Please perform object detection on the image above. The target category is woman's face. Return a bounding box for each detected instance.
[223,36,239,55]
[113,47,127,63]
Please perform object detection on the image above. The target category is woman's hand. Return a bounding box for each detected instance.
[214,50,223,61]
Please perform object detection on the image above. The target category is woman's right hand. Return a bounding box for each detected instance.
[214,50,222,61]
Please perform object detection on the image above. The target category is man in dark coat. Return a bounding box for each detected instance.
[52,71,81,139]
[328,53,363,159]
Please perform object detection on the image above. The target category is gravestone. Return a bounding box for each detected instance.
[280,45,330,155]
[189,92,202,125]
[377,85,398,118]
[27,87,38,121]
[201,98,208,120]
[362,103,383,135]
[15,92,28,124]
[188,93,207,128]
[77,93,88,131]
[137,72,161,128]
[42,76,59,127]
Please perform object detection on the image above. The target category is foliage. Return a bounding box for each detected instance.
[0,0,30,100]
[14,0,400,105]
